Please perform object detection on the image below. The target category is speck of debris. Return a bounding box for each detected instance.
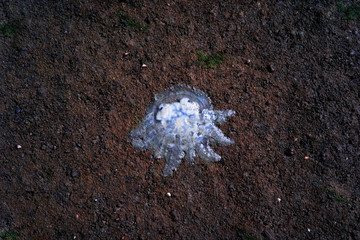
[16,145,22,149]
[285,148,295,156]
[71,171,80,177]
[166,192,171,197]
[267,64,275,72]
[277,198,281,202]
[141,64,147,68]
[304,156,310,160]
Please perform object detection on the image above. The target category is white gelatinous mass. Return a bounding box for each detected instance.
[129,85,235,176]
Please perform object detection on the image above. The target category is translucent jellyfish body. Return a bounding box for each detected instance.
[129,85,235,176]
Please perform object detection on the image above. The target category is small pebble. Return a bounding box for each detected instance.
[267,64,275,72]
[16,145,22,149]
[141,64,147,68]
[304,156,310,160]
[277,198,281,202]
[285,148,295,156]
[166,192,171,197]
[124,52,129,56]
[246,59,251,64]
[307,228,311,232]
[71,171,80,177]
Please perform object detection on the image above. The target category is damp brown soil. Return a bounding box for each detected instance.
[1,1,359,239]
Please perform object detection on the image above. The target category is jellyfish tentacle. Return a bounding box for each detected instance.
[213,110,235,124]
[185,147,196,164]
[163,155,182,176]
[209,125,234,146]
[196,143,221,162]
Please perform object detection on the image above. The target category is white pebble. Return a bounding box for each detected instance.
[141,64,147,68]
[277,198,281,202]
[166,192,171,197]
[16,145,22,149]
[307,228,311,232]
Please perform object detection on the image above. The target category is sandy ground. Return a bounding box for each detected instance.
[1,0,359,239]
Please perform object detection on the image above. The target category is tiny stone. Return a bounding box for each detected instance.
[246,59,251,64]
[170,210,179,221]
[166,192,171,197]
[263,229,276,240]
[307,228,311,232]
[285,148,295,156]
[277,198,281,202]
[71,171,80,177]
[16,145,22,149]
[304,156,310,160]
[141,64,147,68]
[124,52,129,56]
[267,64,275,72]
[37,87,47,96]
